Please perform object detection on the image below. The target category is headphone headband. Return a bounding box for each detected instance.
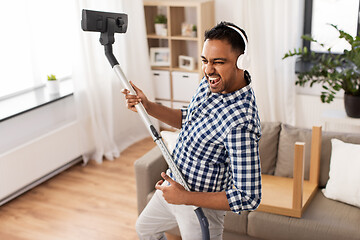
[225,24,249,70]
[225,25,247,54]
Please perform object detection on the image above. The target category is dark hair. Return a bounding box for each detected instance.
[204,21,248,55]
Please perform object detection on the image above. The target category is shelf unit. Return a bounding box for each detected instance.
[143,0,214,112]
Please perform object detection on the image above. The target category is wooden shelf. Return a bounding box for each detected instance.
[171,35,198,41]
[147,34,198,41]
[171,67,199,72]
[147,34,169,39]
[151,66,171,71]
[151,66,199,72]
[144,0,214,107]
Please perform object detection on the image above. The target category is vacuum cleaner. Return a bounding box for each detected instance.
[81,9,210,240]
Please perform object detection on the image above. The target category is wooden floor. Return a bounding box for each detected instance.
[0,137,156,240]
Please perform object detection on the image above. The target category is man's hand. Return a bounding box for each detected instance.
[121,81,149,112]
[155,172,189,205]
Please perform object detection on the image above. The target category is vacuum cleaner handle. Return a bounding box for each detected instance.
[113,65,190,190]
[113,64,209,240]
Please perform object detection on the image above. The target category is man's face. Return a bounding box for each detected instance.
[201,39,242,94]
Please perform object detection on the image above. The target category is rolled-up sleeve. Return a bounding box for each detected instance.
[224,124,262,214]
[180,108,188,126]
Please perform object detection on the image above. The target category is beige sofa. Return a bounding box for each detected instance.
[134,122,360,240]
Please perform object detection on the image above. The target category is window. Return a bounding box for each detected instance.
[303,0,360,53]
[0,0,76,98]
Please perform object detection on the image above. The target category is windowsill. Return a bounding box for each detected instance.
[0,79,74,122]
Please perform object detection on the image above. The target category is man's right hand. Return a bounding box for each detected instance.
[121,81,183,129]
[121,81,150,113]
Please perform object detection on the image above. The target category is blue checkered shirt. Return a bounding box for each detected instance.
[170,76,262,214]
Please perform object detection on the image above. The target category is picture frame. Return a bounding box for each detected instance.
[179,55,195,70]
[181,23,193,37]
[150,47,170,66]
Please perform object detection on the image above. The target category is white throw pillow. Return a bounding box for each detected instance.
[322,138,360,208]
[160,130,180,153]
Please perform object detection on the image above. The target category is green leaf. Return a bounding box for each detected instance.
[282,22,360,98]
[47,74,57,81]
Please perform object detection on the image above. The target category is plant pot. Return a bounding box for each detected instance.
[47,80,60,94]
[344,93,360,118]
[155,23,167,36]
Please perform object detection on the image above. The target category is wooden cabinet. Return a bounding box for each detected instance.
[144,0,214,108]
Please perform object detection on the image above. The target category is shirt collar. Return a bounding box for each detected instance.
[205,70,253,103]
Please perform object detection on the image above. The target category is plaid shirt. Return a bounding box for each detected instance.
[170,75,262,214]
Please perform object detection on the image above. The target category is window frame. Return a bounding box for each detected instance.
[296,0,360,73]
[303,0,360,52]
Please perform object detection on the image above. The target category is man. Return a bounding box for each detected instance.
[122,21,261,240]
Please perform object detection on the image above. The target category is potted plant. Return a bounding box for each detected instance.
[47,74,59,94]
[283,24,360,118]
[192,24,197,37]
[154,14,167,36]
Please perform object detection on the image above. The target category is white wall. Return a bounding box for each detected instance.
[296,93,343,127]
[0,96,77,153]
[0,93,149,203]
[295,89,360,132]
[0,96,84,201]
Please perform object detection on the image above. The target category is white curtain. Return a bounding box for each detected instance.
[216,0,304,124]
[73,0,155,164]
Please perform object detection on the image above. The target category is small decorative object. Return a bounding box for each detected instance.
[154,14,167,36]
[283,24,360,118]
[47,74,60,94]
[181,23,193,37]
[192,24,197,37]
[181,23,197,37]
[150,47,170,66]
[179,55,195,70]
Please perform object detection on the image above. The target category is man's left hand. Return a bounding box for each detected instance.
[155,172,189,205]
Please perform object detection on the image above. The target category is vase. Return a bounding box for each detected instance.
[47,80,60,94]
[155,23,167,36]
[344,93,360,118]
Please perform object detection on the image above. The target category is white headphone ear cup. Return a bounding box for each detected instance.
[236,54,250,70]
[242,54,250,69]
[236,55,245,70]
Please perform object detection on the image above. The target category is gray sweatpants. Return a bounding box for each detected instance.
[136,189,226,240]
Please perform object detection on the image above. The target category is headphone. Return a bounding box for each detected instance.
[225,25,249,70]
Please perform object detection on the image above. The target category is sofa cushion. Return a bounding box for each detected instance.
[273,124,360,187]
[322,139,360,208]
[275,124,312,179]
[319,130,360,187]
[259,122,281,175]
[223,211,249,235]
[161,130,180,153]
[247,191,360,240]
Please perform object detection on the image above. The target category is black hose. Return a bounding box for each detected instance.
[194,207,210,240]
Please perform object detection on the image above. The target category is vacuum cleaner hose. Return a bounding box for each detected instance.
[195,207,210,240]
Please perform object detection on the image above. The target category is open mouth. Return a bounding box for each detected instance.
[208,76,221,87]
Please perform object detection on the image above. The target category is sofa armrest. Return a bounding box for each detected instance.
[134,146,168,214]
